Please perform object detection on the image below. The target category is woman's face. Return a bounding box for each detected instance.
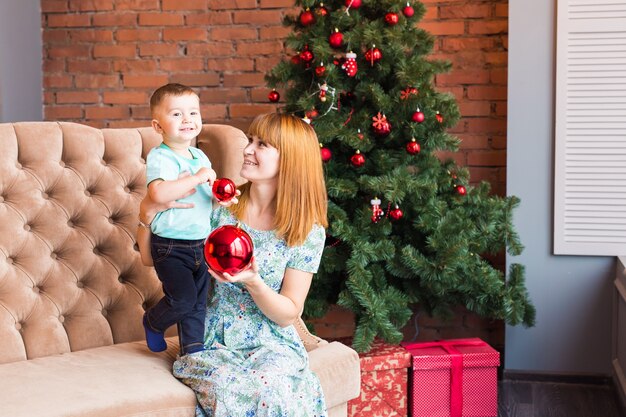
[240,135,280,182]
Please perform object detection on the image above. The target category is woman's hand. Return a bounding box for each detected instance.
[208,257,261,286]
[216,189,241,208]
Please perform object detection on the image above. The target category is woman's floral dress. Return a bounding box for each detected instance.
[173,206,327,417]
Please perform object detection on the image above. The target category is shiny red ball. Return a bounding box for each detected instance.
[364,47,382,64]
[299,49,314,63]
[212,178,237,202]
[385,12,399,25]
[456,185,467,196]
[345,0,362,8]
[406,140,421,155]
[204,225,254,275]
[315,64,326,77]
[316,5,329,16]
[412,111,425,123]
[320,146,332,162]
[390,207,404,220]
[299,9,315,26]
[403,5,415,17]
[268,90,280,103]
[329,31,343,49]
[350,152,365,167]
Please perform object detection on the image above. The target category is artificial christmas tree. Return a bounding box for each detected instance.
[266,0,535,352]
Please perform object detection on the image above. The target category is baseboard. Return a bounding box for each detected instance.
[502,370,612,385]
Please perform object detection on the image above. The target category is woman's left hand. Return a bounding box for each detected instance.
[208,257,261,286]
[217,189,241,207]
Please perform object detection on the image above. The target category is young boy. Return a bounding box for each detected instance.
[140,83,216,355]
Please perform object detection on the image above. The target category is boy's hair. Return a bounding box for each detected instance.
[150,83,196,117]
[229,113,328,247]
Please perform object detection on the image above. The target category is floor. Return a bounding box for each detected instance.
[498,379,625,417]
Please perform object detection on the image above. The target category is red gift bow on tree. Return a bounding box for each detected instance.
[402,338,487,417]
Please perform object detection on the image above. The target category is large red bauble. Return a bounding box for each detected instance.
[403,4,415,17]
[456,185,467,196]
[299,49,314,63]
[345,0,362,8]
[406,139,421,155]
[268,90,280,103]
[320,146,332,162]
[364,47,382,65]
[212,178,237,202]
[204,225,254,275]
[299,9,315,26]
[350,151,365,167]
[385,12,399,25]
[412,111,425,123]
[389,206,404,220]
[329,30,344,49]
[315,64,326,77]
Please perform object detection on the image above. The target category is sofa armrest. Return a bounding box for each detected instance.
[294,316,328,352]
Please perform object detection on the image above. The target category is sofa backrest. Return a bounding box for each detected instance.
[0,121,247,364]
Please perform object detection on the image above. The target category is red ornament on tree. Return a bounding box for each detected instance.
[342,52,358,77]
[357,129,364,140]
[389,205,404,221]
[329,29,344,49]
[403,2,415,17]
[299,8,315,26]
[319,83,328,102]
[299,47,314,66]
[320,144,332,162]
[268,90,280,103]
[364,45,382,66]
[345,0,362,9]
[406,138,421,155]
[212,178,237,202]
[371,112,391,137]
[400,86,418,100]
[350,150,365,167]
[456,185,467,196]
[315,62,326,77]
[370,197,385,223]
[436,111,443,123]
[204,225,254,275]
[412,108,425,123]
[316,3,329,16]
[305,108,319,119]
[291,54,301,65]
[385,12,399,25]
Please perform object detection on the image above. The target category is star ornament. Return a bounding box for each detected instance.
[400,87,418,100]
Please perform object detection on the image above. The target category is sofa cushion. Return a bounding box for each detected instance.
[0,337,196,417]
[309,341,361,410]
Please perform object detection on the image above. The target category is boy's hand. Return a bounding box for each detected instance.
[194,167,217,185]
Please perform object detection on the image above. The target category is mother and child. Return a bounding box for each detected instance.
[136,83,330,416]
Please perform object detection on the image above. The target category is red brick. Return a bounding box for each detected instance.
[210,27,257,41]
[138,43,179,57]
[468,167,501,184]
[75,74,120,88]
[233,10,283,24]
[200,89,247,103]
[44,106,83,119]
[467,150,506,167]
[69,29,114,42]
[186,12,232,25]
[259,0,294,7]
[92,13,137,27]
[41,0,69,12]
[435,150,466,166]
[138,13,185,26]
[56,91,100,104]
[441,37,495,52]
[223,73,266,87]
[115,0,159,10]
[259,25,291,40]
[490,68,507,85]
[159,58,205,72]
[103,91,148,104]
[467,86,507,100]
[47,45,91,58]
[187,42,234,57]
[436,70,490,85]
[85,106,130,119]
[440,4,491,19]
[43,30,70,43]
[200,104,228,120]
[131,106,151,119]
[419,21,465,36]
[109,120,150,128]
[163,28,208,41]
[236,40,283,56]
[163,0,207,10]
[43,92,55,105]
[43,59,66,72]
[465,118,507,135]
[206,58,254,71]
[93,45,136,58]
[458,101,491,117]
[255,56,283,72]
[423,5,438,20]
[44,75,73,88]
[47,14,91,27]
[208,0,256,9]
[229,103,277,118]
[457,134,489,150]
[468,20,507,35]
[494,102,507,117]
[491,135,507,150]
[485,52,507,66]
[495,4,508,17]
[113,59,158,72]
[170,73,220,87]
[69,0,114,11]
[123,74,169,88]
[115,29,161,42]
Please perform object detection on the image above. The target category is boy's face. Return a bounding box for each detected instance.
[151,93,202,147]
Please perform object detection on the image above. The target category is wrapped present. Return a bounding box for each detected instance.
[340,338,412,417]
[402,338,500,417]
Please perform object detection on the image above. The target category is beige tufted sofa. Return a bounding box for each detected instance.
[0,121,360,417]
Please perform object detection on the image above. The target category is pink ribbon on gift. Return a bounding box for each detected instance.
[403,338,485,417]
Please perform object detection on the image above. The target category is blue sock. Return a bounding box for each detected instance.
[143,315,166,352]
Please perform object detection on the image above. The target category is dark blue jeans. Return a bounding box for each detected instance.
[146,233,210,355]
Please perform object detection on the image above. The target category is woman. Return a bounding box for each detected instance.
[139,113,329,417]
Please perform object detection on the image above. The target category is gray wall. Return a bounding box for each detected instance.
[506,0,615,374]
[0,1,42,122]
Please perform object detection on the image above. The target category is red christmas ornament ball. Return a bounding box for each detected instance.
[345,0,362,8]
[385,12,399,25]
[212,178,237,202]
[329,30,344,49]
[390,206,403,220]
[315,64,326,77]
[406,139,421,155]
[412,110,425,123]
[291,54,301,65]
[436,111,443,123]
[305,108,319,119]
[456,185,467,196]
[204,225,254,275]
[403,4,415,17]
[364,47,382,65]
[299,49,314,63]
[299,9,315,26]
[320,146,332,162]
[350,151,365,167]
[268,90,280,103]
[316,4,329,16]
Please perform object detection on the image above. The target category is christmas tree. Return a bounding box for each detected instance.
[266,0,535,352]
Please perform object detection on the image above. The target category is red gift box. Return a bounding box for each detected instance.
[402,338,500,417]
[342,338,412,417]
